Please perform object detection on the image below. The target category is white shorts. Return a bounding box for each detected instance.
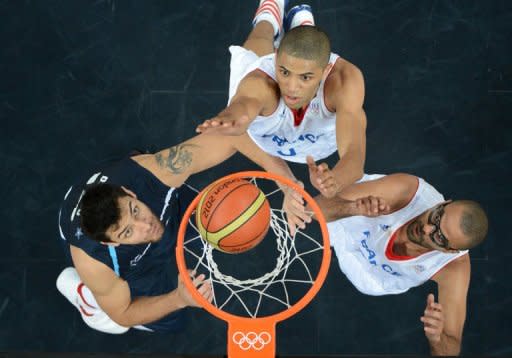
[227,45,261,104]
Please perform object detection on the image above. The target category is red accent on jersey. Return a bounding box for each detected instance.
[291,105,309,126]
[385,231,414,260]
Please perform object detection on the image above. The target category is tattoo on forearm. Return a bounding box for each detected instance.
[155,144,198,174]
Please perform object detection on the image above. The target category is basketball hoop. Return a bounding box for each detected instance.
[176,171,330,357]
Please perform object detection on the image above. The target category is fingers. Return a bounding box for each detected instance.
[283,186,311,235]
[195,118,229,134]
[355,196,390,216]
[307,158,338,197]
[196,119,217,133]
[191,272,206,288]
[196,114,250,134]
[180,271,214,306]
[315,168,337,197]
[306,155,317,170]
[421,293,444,342]
[287,217,297,237]
[195,276,213,304]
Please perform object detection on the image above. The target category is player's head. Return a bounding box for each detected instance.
[407,200,488,252]
[80,184,164,245]
[276,26,332,109]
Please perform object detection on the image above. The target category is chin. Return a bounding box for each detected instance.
[150,236,163,243]
[287,101,303,110]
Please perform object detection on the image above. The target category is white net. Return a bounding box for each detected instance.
[181,176,327,318]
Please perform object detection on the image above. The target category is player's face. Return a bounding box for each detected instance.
[275,51,327,109]
[106,195,164,245]
[406,201,463,252]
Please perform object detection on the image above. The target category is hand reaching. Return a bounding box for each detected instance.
[195,115,251,136]
[282,180,312,237]
[176,270,213,308]
[421,293,444,343]
[306,155,339,198]
[352,195,390,217]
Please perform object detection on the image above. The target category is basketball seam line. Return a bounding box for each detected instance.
[219,219,269,248]
[206,181,250,232]
[207,191,267,244]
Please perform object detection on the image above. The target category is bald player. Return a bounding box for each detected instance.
[312,172,488,355]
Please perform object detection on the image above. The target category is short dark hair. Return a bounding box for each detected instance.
[456,200,488,249]
[80,184,129,243]
[277,26,331,67]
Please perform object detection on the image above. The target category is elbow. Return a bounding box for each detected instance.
[430,334,462,356]
[353,166,364,182]
[108,313,132,328]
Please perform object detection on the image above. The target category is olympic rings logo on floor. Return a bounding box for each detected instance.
[232,331,272,350]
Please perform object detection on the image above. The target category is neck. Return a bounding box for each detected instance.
[394,222,432,257]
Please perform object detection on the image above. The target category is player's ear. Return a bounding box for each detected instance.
[121,186,137,198]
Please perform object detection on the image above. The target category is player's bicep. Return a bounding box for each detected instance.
[333,69,366,159]
[70,245,132,322]
[92,276,132,323]
[335,108,366,156]
[137,134,237,187]
[336,173,418,211]
[335,63,365,110]
[230,73,273,116]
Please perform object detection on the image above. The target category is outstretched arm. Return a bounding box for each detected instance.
[427,254,471,355]
[70,245,213,327]
[324,61,367,196]
[196,73,277,136]
[310,173,418,222]
[133,133,239,188]
[134,132,309,233]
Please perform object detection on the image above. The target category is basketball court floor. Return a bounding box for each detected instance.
[2,0,511,356]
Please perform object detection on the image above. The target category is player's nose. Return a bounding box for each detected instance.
[287,77,300,92]
[135,220,151,232]
[422,221,435,235]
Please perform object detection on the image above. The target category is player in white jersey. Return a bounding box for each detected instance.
[196,1,367,234]
[311,172,488,356]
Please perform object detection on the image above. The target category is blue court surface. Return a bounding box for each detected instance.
[1,0,511,356]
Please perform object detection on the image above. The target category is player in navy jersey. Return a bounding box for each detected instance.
[57,133,295,333]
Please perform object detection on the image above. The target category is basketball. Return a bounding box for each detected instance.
[196,178,271,254]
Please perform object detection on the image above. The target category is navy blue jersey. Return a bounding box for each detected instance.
[58,157,198,332]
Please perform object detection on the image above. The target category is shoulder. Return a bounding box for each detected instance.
[431,253,471,285]
[236,70,280,114]
[240,70,279,97]
[325,57,365,110]
[327,57,364,92]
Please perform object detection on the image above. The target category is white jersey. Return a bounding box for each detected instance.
[228,46,339,163]
[327,174,468,296]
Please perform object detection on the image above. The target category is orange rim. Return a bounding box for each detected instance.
[176,170,330,325]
